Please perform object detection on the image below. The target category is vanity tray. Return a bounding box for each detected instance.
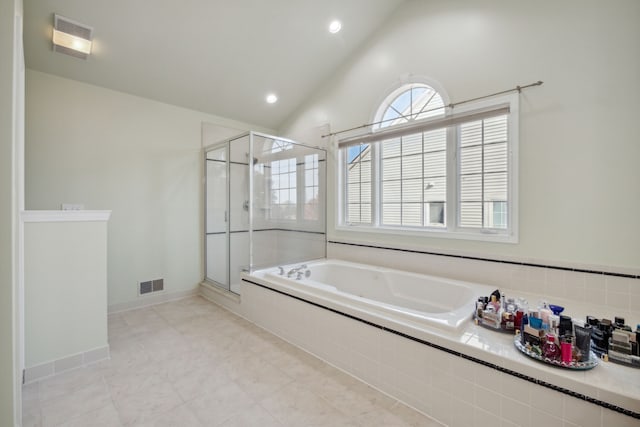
[513,335,598,370]
[473,313,515,334]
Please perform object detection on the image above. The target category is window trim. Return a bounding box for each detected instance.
[337,92,519,244]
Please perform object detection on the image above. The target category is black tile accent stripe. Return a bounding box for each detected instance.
[242,278,640,420]
[328,241,640,280]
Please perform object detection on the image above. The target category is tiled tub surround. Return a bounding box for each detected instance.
[327,241,640,323]
[237,262,640,427]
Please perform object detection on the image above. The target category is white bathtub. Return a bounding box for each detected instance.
[251,259,495,331]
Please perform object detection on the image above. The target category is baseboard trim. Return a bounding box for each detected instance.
[108,287,199,314]
[24,345,110,384]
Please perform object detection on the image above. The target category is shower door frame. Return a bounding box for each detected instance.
[204,140,232,292]
[204,131,328,293]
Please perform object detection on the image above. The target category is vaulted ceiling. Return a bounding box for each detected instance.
[23,0,406,129]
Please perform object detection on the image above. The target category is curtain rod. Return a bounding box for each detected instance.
[321,80,543,139]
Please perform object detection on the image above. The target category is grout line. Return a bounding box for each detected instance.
[243,278,640,421]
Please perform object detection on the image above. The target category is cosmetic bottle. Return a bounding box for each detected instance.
[543,334,560,360]
[514,309,524,330]
[574,323,592,362]
[559,315,573,338]
[500,297,516,331]
[614,317,632,332]
[487,295,501,312]
[476,298,485,319]
[520,313,529,345]
[561,337,572,363]
[501,311,515,332]
[539,302,552,330]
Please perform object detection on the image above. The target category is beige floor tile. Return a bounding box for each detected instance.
[106,369,166,401]
[259,381,348,427]
[197,334,252,363]
[22,297,436,427]
[22,402,42,427]
[112,380,184,426]
[155,350,214,384]
[233,360,294,401]
[186,380,256,426]
[38,365,105,403]
[40,379,112,427]
[108,313,128,330]
[387,401,443,427]
[135,403,203,427]
[351,406,416,427]
[218,404,283,427]
[121,307,166,327]
[168,361,233,402]
[22,382,40,410]
[56,403,122,427]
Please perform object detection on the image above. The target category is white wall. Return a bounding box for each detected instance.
[1,0,23,424]
[25,70,273,307]
[280,0,640,271]
[24,218,108,371]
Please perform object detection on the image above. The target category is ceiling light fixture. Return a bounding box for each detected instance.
[266,93,278,104]
[328,20,342,34]
[52,14,93,60]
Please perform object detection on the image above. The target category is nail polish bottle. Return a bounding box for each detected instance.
[543,334,560,360]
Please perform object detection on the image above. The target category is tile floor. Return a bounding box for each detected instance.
[22,296,442,426]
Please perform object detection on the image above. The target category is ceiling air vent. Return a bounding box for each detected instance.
[53,14,93,60]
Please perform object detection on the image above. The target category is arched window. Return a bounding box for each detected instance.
[373,83,445,130]
[340,79,519,242]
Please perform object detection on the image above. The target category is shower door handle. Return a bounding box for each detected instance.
[224,211,227,222]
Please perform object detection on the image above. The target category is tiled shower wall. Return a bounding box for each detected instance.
[328,242,640,327]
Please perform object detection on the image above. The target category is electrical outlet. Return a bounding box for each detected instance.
[61,203,85,210]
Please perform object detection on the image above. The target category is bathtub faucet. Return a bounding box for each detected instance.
[286,264,308,279]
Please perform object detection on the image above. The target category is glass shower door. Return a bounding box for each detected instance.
[205,145,228,290]
[228,135,251,294]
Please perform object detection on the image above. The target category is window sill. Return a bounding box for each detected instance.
[335,223,518,244]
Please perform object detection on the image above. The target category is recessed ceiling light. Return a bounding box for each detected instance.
[266,93,278,104]
[328,20,342,34]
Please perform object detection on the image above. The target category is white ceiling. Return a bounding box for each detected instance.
[23,0,406,129]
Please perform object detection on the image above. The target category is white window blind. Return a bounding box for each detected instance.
[339,85,517,242]
[380,128,447,227]
[459,115,508,229]
[345,143,372,224]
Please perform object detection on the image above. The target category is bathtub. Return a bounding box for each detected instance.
[251,259,495,331]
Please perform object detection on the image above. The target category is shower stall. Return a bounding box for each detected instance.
[204,131,326,294]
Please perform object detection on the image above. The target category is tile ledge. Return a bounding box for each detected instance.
[21,210,112,222]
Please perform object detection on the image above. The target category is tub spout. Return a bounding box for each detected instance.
[287,264,309,278]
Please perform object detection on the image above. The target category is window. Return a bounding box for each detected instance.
[346,143,372,224]
[304,154,320,220]
[267,139,325,224]
[271,157,297,220]
[340,82,518,242]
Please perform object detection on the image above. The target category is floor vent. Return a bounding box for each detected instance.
[139,279,164,296]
